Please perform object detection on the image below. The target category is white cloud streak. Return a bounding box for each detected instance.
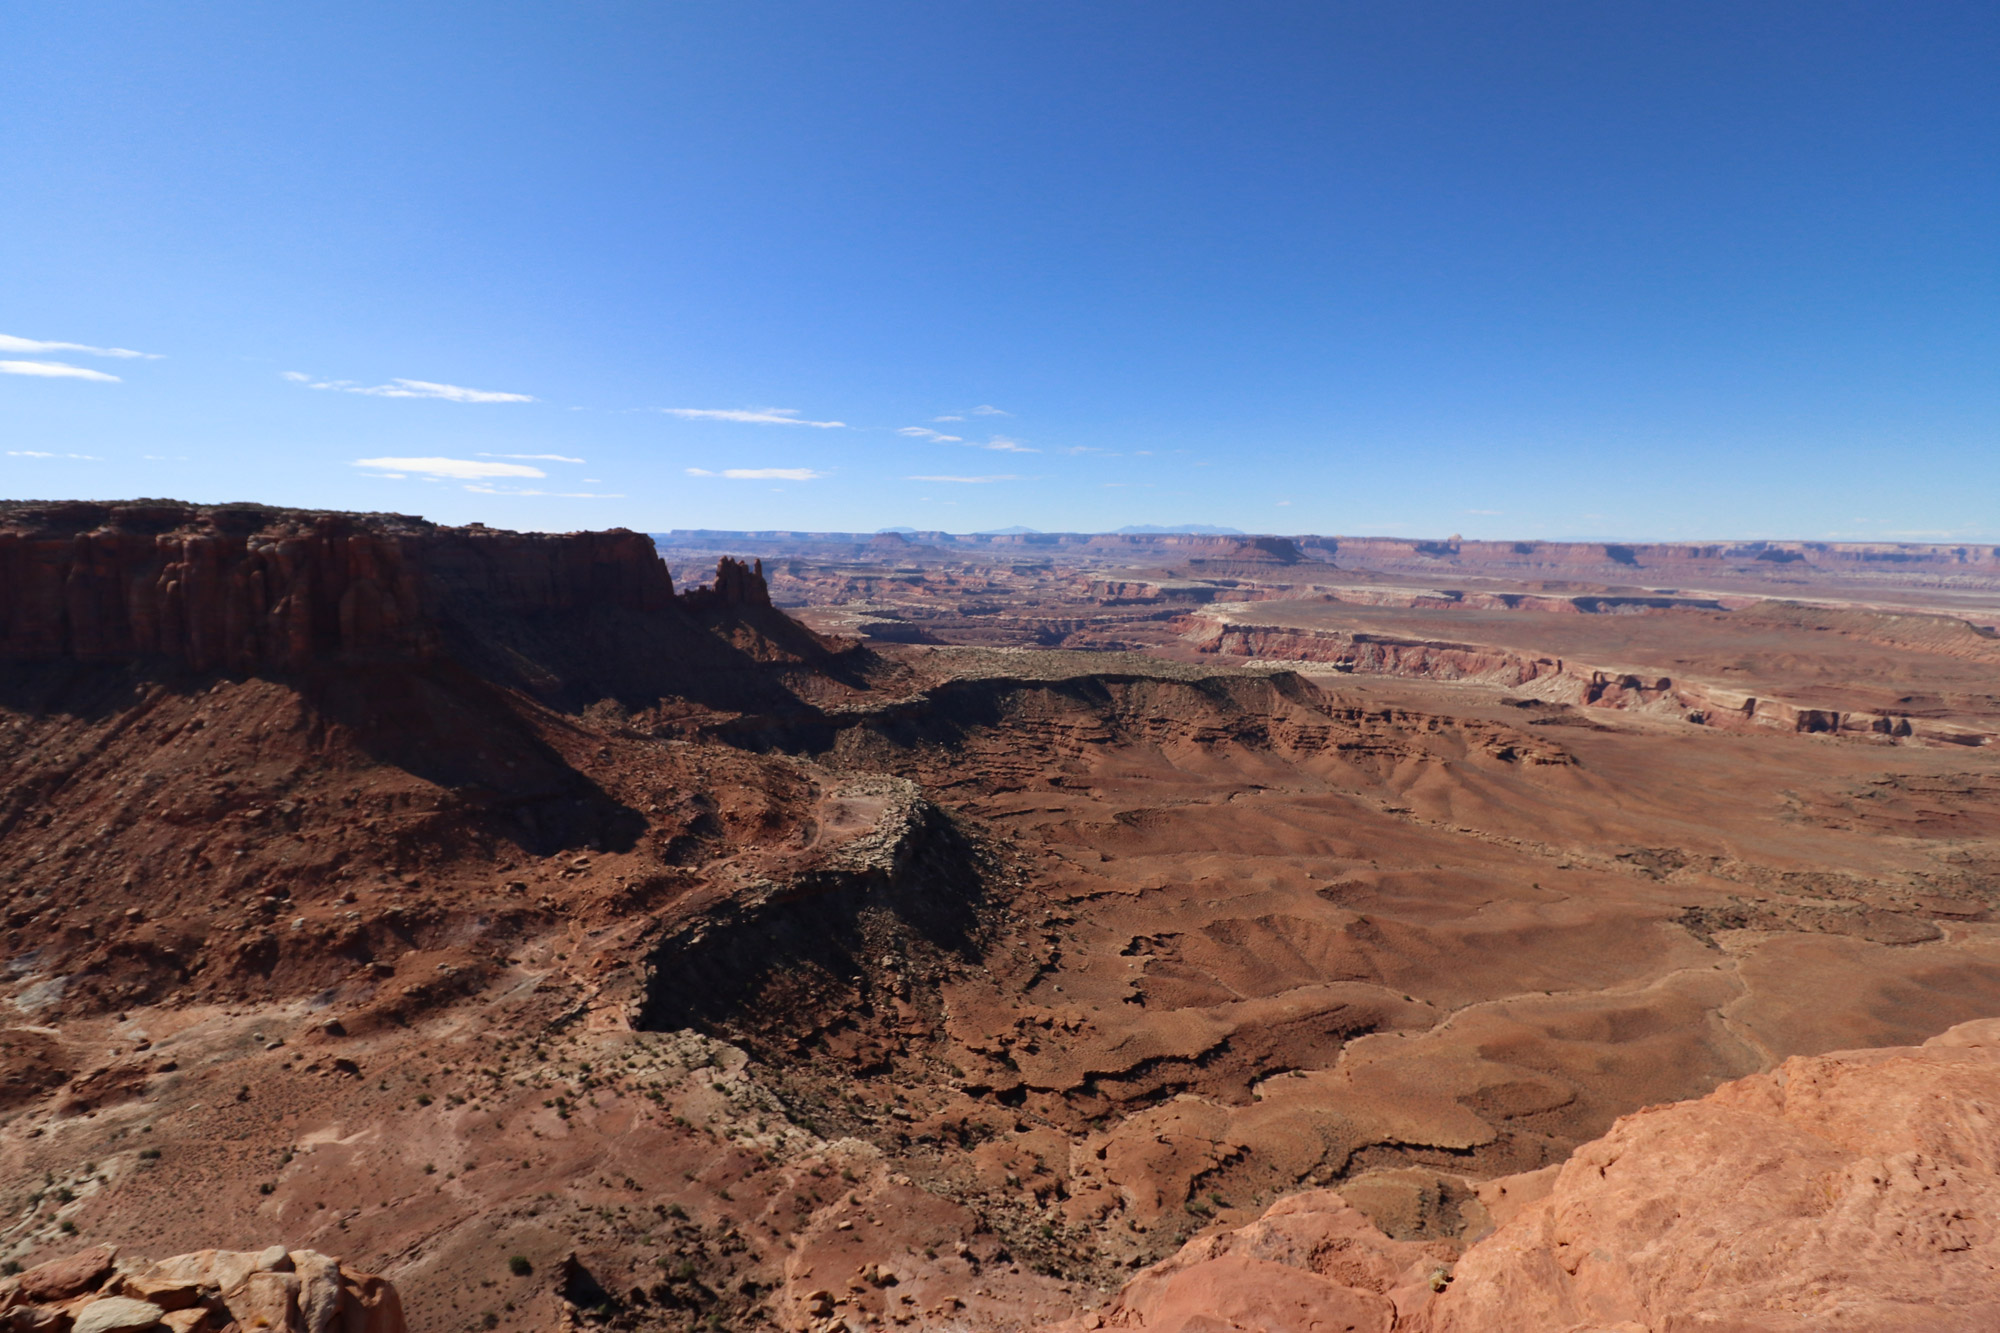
[285,372,534,403]
[462,485,625,498]
[7,450,100,459]
[375,379,535,403]
[686,466,827,480]
[351,456,547,480]
[905,474,1020,484]
[479,452,585,463]
[0,334,160,359]
[903,425,1035,452]
[662,407,844,428]
[968,404,1010,416]
[1,360,121,382]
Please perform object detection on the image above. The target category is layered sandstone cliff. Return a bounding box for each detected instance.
[0,500,798,711]
[0,500,694,671]
[1181,611,1996,745]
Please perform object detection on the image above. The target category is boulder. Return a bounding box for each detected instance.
[221,1271,301,1332]
[17,1247,117,1303]
[287,1250,343,1333]
[111,1271,201,1313]
[30,1247,405,1333]
[70,1297,164,1333]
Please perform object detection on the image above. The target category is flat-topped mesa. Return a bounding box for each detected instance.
[0,500,758,675]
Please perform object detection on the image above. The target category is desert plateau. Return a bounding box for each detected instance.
[11,7,1994,1328]
[1,501,1998,1330]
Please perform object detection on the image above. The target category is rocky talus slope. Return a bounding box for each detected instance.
[1050,1017,2000,1332]
[0,1243,401,1333]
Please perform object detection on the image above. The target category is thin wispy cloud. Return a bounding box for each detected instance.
[7,450,101,460]
[932,415,964,423]
[0,334,160,360]
[686,467,828,481]
[903,425,1035,452]
[351,456,547,480]
[1,360,122,382]
[285,371,534,403]
[905,474,1020,484]
[479,452,585,463]
[931,404,1010,423]
[462,484,625,498]
[662,407,844,428]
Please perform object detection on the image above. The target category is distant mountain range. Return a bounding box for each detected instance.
[964,523,1245,536]
[1110,524,1245,535]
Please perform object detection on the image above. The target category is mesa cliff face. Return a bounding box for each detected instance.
[1181,611,1996,745]
[0,500,697,672]
[0,502,845,1018]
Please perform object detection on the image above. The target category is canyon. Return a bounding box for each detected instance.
[3,504,1999,1330]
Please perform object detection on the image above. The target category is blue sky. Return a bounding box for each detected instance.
[4,3,1995,539]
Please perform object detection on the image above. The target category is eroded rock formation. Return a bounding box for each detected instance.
[2,1243,402,1333]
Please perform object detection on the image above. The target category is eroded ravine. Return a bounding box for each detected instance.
[617,656,2000,1284]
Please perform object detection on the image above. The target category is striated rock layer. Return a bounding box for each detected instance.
[1057,1018,2000,1332]
[1182,611,1998,745]
[0,500,780,679]
[0,500,682,671]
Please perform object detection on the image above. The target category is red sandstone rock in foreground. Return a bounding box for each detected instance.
[1065,1018,2000,1332]
[1054,1190,1454,1333]
[1,1244,403,1333]
[1426,1017,2000,1332]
